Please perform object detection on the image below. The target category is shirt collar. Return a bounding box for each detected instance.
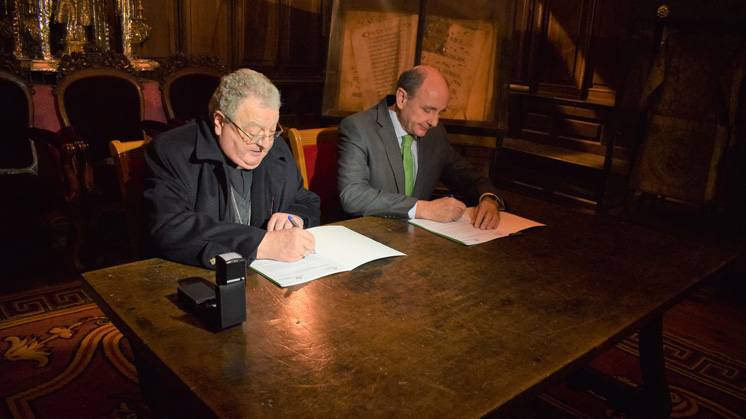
[388,109,410,139]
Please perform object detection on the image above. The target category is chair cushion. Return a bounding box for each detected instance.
[303,140,344,223]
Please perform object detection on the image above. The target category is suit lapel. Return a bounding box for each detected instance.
[375,97,407,194]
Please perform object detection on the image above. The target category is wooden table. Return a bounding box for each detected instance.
[82,192,735,418]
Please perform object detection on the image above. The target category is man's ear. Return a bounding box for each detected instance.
[395,87,407,109]
[213,112,224,135]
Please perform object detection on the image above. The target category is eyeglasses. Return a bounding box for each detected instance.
[222,114,283,144]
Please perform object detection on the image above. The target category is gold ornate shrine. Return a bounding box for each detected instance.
[1,0,155,72]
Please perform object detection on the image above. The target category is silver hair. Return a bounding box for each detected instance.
[208,68,281,119]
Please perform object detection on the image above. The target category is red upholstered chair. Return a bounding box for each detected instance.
[287,127,346,224]
[0,69,89,274]
[53,47,174,167]
[52,50,172,267]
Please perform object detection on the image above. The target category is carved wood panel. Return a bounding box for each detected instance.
[509,0,631,155]
[233,0,329,75]
[505,0,633,205]
[511,0,630,105]
[139,0,232,65]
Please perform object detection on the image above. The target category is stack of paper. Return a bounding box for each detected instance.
[409,211,544,245]
[250,226,405,287]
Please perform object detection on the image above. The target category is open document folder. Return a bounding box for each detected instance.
[409,210,545,246]
[250,225,405,287]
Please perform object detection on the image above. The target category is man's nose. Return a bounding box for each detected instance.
[426,114,438,127]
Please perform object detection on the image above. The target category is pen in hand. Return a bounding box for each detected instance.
[288,215,316,254]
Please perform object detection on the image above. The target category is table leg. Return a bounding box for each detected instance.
[637,316,672,418]
[564,316,672,418]
[134,350,216,419]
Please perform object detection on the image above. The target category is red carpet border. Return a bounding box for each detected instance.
[0,282,148,419]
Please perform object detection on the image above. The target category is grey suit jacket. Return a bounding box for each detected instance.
[337,96,499,218]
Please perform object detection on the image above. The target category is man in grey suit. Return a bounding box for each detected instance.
[338,65,505,229]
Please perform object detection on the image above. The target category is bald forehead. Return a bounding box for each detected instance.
[415,71,449,109]
[419,65,446,82]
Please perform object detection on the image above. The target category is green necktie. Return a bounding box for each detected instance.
[401,134,414,196]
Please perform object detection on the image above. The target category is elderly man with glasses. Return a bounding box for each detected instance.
[143,68,320,269]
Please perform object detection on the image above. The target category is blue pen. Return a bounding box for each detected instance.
[288,216,316,254]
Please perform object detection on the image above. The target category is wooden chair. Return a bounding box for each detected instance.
[109,139,151,261]
[55,66,148,164]
[159,53,226,126]
[0,70,89,274]
[287,127,346,224]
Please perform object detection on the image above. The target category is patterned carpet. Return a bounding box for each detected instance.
[0,281,148,419]
[531,330,746,418]
[1,280,744,419]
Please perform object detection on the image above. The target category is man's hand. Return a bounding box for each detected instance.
[471,198,501,230]
[257,227,315,262]
[415,196,466,222]
[266,213,303,231]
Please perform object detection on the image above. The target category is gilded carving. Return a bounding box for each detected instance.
[0,0,151,70]
[55,0,93,54]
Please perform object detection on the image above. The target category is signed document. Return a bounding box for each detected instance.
[409,210,545,246]
[250,226,406,288]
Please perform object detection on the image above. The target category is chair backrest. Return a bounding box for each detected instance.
[0,70,33,131]
[287,127,345,224]
[161,67,223,125]
[0,71,37,173]
[55,67,146,163]
[109,139,151,260]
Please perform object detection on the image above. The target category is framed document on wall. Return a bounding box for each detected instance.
[322,0,516,130]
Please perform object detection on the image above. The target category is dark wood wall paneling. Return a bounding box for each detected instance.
[504,0,632,206]
[235,0,332,129]
[139,0,332,130]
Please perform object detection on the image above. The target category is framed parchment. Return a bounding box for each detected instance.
[340,11,419,110]
[420,16,495,121]
[323,0,515,128]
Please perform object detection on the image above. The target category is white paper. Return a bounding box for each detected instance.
[409,210,545,246]
[250,226,405,287]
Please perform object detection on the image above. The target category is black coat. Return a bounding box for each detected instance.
[143,118,320,269]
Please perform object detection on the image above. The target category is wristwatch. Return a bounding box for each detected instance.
[480,193,506,211]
